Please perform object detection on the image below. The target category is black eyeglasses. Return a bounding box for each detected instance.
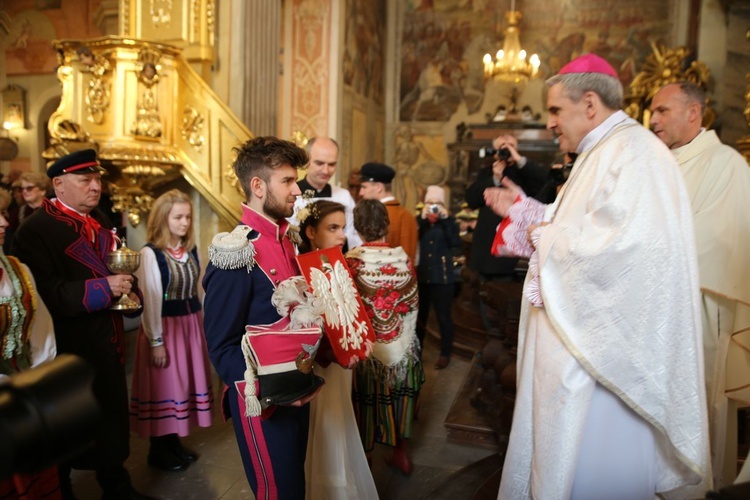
[19,186,37,192]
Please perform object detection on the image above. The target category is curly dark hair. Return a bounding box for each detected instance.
[233,136,308,199]
[297,200,346,254]
[353,199,389,243]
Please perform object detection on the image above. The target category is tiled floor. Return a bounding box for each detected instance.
[69,329,497,499]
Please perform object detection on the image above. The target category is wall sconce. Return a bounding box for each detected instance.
[0,130,19,161]
[2,85,26,131]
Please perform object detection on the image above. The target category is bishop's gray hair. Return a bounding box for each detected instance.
[546,72,623,110]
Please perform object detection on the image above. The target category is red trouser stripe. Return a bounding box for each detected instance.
[236,383,278,500]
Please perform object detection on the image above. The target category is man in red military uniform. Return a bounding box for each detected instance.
[203,137,322,500]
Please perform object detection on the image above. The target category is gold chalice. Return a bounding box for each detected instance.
[106,238,141,311]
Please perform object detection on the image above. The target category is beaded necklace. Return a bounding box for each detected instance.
[166,244,185,260]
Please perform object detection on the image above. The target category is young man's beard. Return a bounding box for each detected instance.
[263,187,294,220]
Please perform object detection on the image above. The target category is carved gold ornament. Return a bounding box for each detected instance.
[206,0,215,41]
[181,106,205,151]
[150,0,173,29]
[224,162,244,197]
[290,130,309,148]
[109,163,168,226]
[192,0,201,40]
[624,43,712,127]
[81,48,113,125]
[48,37,249,227]
[132,48,164,138]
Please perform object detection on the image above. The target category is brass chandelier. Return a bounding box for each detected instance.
[483,0,540,84]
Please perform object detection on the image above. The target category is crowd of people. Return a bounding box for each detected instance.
[1,51,749,500]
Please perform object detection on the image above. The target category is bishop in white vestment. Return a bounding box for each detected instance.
[490,54,711,500]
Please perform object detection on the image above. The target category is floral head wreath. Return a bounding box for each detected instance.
[297,191,321,226]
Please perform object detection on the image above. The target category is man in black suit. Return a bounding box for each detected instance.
[464,134,548,332]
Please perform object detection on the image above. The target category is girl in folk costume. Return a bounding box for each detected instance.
[346,199,424,475]
[130,189,213,471]
[0,189,60,499]
[297,200,378,500]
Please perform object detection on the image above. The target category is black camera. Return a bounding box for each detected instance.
[0,355,99,479]
[549,162,574,186]
[478,146,511,161]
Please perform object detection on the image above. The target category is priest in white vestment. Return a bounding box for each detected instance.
[651,82,750,488]
[487,54,711,499]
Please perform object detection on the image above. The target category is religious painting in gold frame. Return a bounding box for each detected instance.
[2,85,26,130]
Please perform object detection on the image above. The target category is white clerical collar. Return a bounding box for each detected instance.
[380,196,395,203]
[671,128,705,157]
[576,110,630,154]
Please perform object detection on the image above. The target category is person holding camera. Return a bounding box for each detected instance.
[415,185,462,369]
[464,133,548,333]
[534,150,577,204]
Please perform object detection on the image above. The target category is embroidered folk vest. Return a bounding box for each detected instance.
[0,255,37,374]
[146,244,201,317]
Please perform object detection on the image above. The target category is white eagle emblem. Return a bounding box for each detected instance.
[309,259,368,351]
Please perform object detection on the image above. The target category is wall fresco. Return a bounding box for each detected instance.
[3,1,102,76]
[341,0,387,186]
[343,0,386,105]
[399,0,674,122]
[4,9,58,75]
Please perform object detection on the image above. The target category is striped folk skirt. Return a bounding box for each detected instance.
[129,312,213,437]
[352,356,425,451]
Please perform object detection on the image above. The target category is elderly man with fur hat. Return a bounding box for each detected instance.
[487,54,710,499]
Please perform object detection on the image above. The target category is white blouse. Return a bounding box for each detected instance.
[134,246,203,347]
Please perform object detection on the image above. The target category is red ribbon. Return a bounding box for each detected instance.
[53,199,102,244]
